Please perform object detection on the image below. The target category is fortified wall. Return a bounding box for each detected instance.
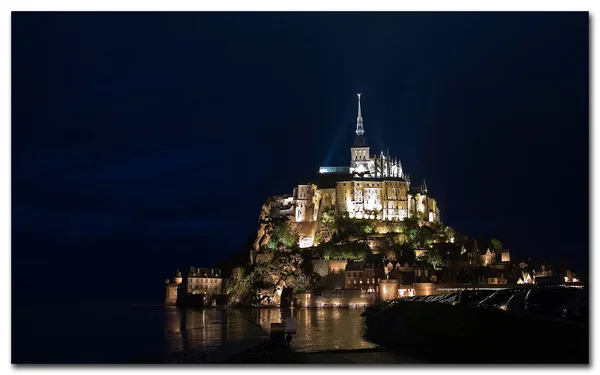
[311,259,349,277]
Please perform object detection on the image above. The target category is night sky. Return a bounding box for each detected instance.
[11,12,589,303]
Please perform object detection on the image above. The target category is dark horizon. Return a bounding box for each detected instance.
[11,12,589,303]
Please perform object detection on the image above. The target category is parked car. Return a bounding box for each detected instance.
[561,291,588,322]
[495,290,527,312]
[455,290,495,305]
[524,287,583,318]
[475,289,517,309]
[438,292,460,305]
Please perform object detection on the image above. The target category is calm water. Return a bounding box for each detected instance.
[12,302,375,363]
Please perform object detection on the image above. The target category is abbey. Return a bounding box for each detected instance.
[253,94,441,256]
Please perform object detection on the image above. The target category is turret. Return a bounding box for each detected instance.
[174,269,183,285]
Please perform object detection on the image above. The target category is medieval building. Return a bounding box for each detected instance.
[253,94,441,261]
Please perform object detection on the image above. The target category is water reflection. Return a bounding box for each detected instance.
[291,308,375,352]
[164,307,224,354]
[164,307,376,355]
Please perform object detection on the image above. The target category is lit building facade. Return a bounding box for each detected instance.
[186,267,223,295]
[260,94,441,247]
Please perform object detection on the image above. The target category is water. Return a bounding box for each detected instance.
[12,302,376,363]
[242,308,376,352]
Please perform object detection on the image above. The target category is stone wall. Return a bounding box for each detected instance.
[413,282,435,296]
[165,284,178,305]
[379,279,399,301]
[329,260,348,273]
[319,289,371,307]
[310,259,349,277]
[296,292,313,308]
[312,260,330,277]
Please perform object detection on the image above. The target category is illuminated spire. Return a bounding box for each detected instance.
[423,178,428,193]
[355,93,364,136]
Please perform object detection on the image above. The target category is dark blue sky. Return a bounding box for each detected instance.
[11,12,589,303]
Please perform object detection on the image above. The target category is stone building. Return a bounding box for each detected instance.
[186,267,223,296]
[344,260,385,292]
[253,94,441,257]
[164,270,183,306]
[384,260,414,275]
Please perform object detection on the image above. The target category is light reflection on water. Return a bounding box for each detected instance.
[165,307,376,354]
[12,303,376,363]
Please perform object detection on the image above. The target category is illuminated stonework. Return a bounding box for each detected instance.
[379,279,399,301]
[256,94,442,255]
[186,267,223,295]
[299,236,314,248]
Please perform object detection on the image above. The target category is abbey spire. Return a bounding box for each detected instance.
[353,93,368,147]
[356,93,364,136]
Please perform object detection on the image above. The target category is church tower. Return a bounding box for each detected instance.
[350,93,371,176]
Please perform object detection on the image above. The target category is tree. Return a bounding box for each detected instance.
[392,233,408,245]
[333,216,361,242]
[429,221,447,236]
[267,220,298,249]
[402,216,421,248]
[418,225,436,248]
[314,220,335,245]
[320,241,371,260]
[489,238,503,252]
[234,252,305,306]
[320,207,335,223]
[444,226,456,240]
[424,247,447,270]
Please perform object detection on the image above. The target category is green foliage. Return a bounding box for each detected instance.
[387,221,404,233]
[444,226,456,239]
[267,220,298,249]
[402,216,421,248]
[418,225,436,248]
[340,217,375,236]
[334,216,362,241]
[424,247,447,270]
[392,233,408,245]
[314,220,336,246]
[319,241,372,260]
[429,221,447,237]
[289,272,321,293]
[228,252,306,306]
[225,277,251,297]
[320,207,335,223]
[489,238,503,251]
